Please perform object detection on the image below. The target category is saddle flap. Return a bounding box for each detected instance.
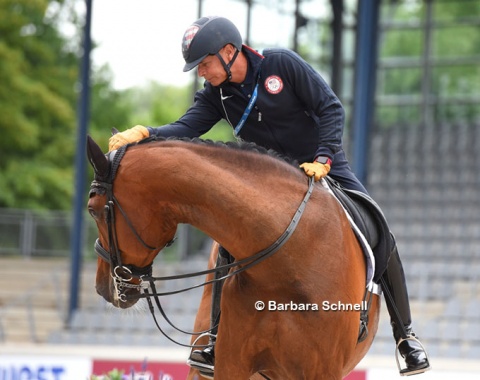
[325,177,392,282]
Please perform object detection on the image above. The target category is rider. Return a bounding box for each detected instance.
[109,16,430,377]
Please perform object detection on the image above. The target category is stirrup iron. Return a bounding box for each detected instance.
[187,332,216,372]
[395,335,431,376]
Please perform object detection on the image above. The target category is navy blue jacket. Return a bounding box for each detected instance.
[149,45,344,163]
[148,45,367,193]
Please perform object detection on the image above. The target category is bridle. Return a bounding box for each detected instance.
[90,145,175,302]
[92,191,176,302]
[89,140,315,347]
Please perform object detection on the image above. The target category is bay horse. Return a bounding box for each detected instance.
[86,136,380,379]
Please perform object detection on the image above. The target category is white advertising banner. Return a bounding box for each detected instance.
[0,355,92,380]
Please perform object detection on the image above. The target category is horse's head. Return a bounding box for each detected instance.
[86,136,176,308]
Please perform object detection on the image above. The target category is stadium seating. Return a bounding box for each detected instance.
[367,122,480,359]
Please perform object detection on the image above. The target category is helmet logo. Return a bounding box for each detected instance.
[182,25,200,53]
[265,75,284,95]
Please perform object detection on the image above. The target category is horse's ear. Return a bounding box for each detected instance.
[111,127,119,135]
[86,135,109,178]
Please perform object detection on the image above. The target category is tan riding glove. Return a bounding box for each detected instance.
[300,157,332,181]
[108,125,149,151]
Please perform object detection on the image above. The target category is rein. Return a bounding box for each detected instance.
[137,175,315,297]
[91,144,315,347]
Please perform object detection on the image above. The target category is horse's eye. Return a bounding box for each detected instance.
[88,207,97,219]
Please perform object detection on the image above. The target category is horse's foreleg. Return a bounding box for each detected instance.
[186,242,219,380]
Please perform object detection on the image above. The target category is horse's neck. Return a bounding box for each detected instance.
[171,170,290,258]
[136,144,304,260]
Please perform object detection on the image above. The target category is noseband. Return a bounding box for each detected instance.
[92,195,170,302]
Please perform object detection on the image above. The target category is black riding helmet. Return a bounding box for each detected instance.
[181,16,242,80]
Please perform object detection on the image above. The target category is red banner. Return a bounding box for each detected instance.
[92,359,366,380]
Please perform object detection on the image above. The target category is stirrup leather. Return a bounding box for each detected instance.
[395,335,431,376]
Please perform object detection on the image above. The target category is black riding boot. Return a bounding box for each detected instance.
[381,240,431,376]
[188,247,230,379]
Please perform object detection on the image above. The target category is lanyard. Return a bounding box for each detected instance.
[234,81,259,136]
[232,61,263,136]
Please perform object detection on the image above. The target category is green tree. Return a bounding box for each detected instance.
[0,0,136,210]
[88,64,134,151]
[0,0,78,209]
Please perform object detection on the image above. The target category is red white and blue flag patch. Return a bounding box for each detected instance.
[265,75,284,94]
[183,25,200,51]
